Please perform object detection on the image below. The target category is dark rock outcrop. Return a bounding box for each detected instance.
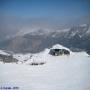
[0,54,18,63]
[49,49,70,56]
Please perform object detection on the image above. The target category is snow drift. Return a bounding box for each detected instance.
[0,44,90,90]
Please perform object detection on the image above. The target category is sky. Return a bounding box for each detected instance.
[0,0,90,18]
[0,0,90,41]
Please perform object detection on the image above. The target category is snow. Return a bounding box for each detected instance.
[0,50,10,56]
[51,44,71,52]
[80,24,87,27]
[16,27,54,37]
[56,28,70,33]
[0,44,90,90]
[86,27,90,34]
[13,53,32,63]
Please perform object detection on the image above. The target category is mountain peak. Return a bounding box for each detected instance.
[51,44,70,51]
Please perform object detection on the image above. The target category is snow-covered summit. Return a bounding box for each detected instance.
[0,50,10,56]
[79,24,87,27]
[11,44,71,64]
[51,44,71,51]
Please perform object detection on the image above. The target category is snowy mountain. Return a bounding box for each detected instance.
[0,44,71,64]
[0,44,88,65]
[0,50,10,56]
[0,44,90,90]
[0,50,18,63]
[0,24,90,53]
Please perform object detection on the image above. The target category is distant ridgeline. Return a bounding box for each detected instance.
[0,24,90,53]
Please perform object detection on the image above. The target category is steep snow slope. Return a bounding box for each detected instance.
[0,44,90,90]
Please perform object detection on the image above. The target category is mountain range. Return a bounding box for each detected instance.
[0,24,90,54]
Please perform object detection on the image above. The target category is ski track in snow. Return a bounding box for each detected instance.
[0,45,90,90]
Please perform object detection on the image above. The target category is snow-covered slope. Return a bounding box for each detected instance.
[0,50,10,56]
[0,44,90,90]
[51,44,71,51]
[12,44,72,65]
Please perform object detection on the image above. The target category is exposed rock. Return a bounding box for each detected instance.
[49,49,70,56]
[0,54,18,63]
